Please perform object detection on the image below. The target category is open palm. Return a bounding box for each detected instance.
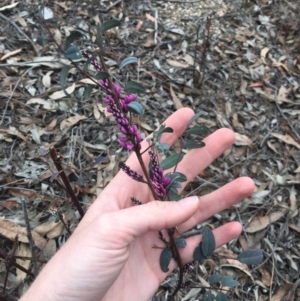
[21,108,254,301]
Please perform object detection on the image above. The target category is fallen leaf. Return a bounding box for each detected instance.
[0,48,22,61]
[289,224,300,234]
[135,20,143,32]
[0,2,20,11]
[271,133,300,149]
[34,213,65,239]
[170,85,183,110]
[0,219,47,248]
[49,83,76,99]
[0,127,28,142]
[42,71,54,88]
[167,59,189,68]
[145,13,156,22]
[270,283,293,301]
[277,86,292,104]
[60,115,87,130]
[182,54,194,65]
[234,133,253,147]
[245,210,287,233]
[16,243,31,283]
[294,166,300,173]
[259,267,272,286]
[260,47,270,64]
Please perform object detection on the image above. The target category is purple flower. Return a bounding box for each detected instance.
[120,162,144,182]
[149,150,171,197]
[82,51,141,150]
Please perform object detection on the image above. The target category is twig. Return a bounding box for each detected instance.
[3,237,18,295]
[0,13,40,57]
[263,80,300,140]
[98,0,123,12]
[49,147,85,218]
[58,213,72,236]
[0,251,34,278]
[0,65,36,126]
[21,198,38,276]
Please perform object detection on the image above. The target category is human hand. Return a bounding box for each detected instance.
[20,108,255,301]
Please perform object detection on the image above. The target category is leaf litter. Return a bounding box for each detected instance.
[0,0,300,300]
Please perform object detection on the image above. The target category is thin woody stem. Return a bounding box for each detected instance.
[49,147,85,218]
[134,145,159,200]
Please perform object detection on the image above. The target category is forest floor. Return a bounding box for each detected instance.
[0,0,300,300]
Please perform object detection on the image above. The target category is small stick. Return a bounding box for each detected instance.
[3,236,18,295]
[49,147,85,218]
[21,198,38,276]
[0,13,40,57]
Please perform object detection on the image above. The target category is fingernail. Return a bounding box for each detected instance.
[179,196,199,206]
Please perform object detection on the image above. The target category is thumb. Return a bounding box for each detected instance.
[110,196,200,242]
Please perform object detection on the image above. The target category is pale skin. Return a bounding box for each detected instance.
[20,108,255,301]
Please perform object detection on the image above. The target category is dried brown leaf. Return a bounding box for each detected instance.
[60,115,87,130]
[259,267,272,286]
[270,283,293,301]
[169,85,183,110]
[182,54,194,65]
[0,220,47,248]
[16,243,31,283]
[271,133,300,149]
[49,83,76,100]
[0,48,22,61]
[245,210,287,233]
[167,59,188,68]
[42,71,54,88]
[234,133,253,147]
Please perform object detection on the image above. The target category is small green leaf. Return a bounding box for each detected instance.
[36,33,48,47]
[127,81,145,94]
[237,249,263,265]
[193,244,206,261]
[160,248,173,272]
[167,180,181,189]
[221,276,239,287]
[96,24,105,54]
[60,65,73,96]
[165,172,187,183]
[95,71,109,80]
[175,237,187,248]
[216,292,228,301]
[160,153,184,170]
[84,85,94,100]
[183,140,205,149]
[64,29,84,50]
[100,20,121,32]
[201,227,215,258]
[168,189,181,201]
[65,46,82,60]
[169,194,181,201]
[155,142,170,155]
[204,290,215,301]
[186,110,208,128]
[208,274,223,284]
[186,125,209,136]
[128,102,144,115]
[153,125,174,143]
[119,57,138,70]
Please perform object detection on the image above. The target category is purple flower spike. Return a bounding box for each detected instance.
[149,150,170,198]
[120,162,144,182]
[82,50,142,150]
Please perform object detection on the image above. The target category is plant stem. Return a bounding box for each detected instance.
[49,147,85,218]
[134,145,159,200]
[167,228,183,301]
